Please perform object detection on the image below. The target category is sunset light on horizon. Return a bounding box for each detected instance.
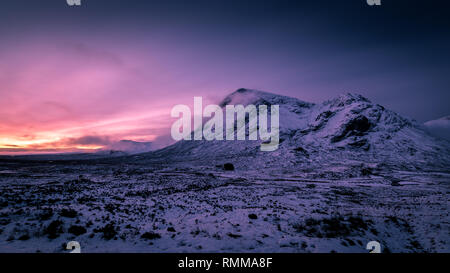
[1,1,449,155]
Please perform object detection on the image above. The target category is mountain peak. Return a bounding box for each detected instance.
[219,88,313,108]
[326,93,371,107]
[219,88,276,106]
[150,89,450,171]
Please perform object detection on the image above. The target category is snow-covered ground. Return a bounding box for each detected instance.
[0,160,448,253]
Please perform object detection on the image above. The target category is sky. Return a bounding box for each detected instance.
[0,0,449,154]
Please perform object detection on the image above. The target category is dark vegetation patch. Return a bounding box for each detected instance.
[141,231,161,240]
[360,166,373,176]
[407,239,424,252]
[248,213,258,220]
[18,234,30,240]
[94,222,117,240]
[39,208,54,220]
[223,163,235,171]
[332,188,356,197]
[44,220,64,239]
[0,200,8,208]
[293,146,309,157]
[104,203,118,214]
[77,195,96,204]
[227,232,242,238]
[292,215,374,238]
[389,178,402,186]
[59,208,77,218]
[68,225,87,236]
[167,227,176,232]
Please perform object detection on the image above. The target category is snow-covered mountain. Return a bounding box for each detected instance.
[148,88,450,172]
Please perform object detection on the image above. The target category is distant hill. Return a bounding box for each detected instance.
[424,116,450,141]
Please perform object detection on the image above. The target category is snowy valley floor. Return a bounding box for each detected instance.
[0,160,448,253]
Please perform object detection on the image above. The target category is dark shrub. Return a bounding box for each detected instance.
[248,213,258,220]
[39,208,54,220]
[227,232,242,238]
[60,208,77,218]
[360,167,373,176]
[104,203,117,214]
[18,234,30,241]
[223,163,234,171]
[94,222,117,240]
[167,227,176,232]
[45,220,63,239]
[293,146,308,156]
[68,225,87,236]
[141,231,161,240]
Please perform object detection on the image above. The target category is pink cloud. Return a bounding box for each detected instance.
[0,39,184,153]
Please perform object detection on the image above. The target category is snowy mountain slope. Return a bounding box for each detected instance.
[147,89,450,172]
[424,116,450,141]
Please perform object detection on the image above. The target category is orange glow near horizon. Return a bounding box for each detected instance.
[0,113,167,154]
[0,105,173,154]
[0,39,220,155]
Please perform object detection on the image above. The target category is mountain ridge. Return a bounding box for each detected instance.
[143,88,450,172]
